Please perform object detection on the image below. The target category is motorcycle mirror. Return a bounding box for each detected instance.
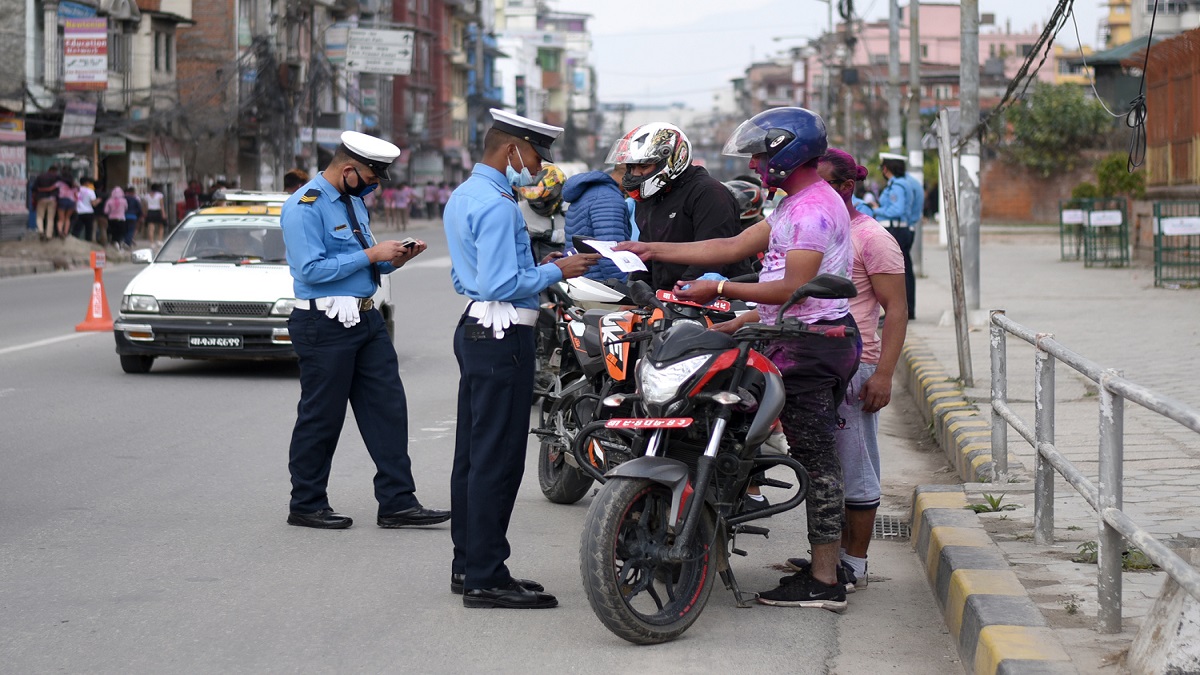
[775,273,858,322]
[629,280,664,310]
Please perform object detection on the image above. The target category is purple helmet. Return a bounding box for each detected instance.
[722,107,827,188]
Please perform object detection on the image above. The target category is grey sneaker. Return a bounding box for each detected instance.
[783,557,859,593]
[757,569,847,612]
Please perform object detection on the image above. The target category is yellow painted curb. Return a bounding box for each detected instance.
[946,570,1026,641]
[912,491,968,530]
[927,390,966,403]
[925,526,994,584]
[948,420,989,434]
[974,625,1072,675]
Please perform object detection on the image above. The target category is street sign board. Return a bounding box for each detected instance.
[64,18,107,91]
[345,28,414,76]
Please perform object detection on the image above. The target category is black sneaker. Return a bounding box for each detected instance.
[757,569,847,612]
[741,494,771,514]
[783,557,860,592]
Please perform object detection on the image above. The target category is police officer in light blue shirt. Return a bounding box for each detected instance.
[280,131,450,531]
[444,109,598,609]
[875,153,919,320]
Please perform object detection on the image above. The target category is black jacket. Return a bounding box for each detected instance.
[633,165,753,291]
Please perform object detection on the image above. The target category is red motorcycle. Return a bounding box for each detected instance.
[575,274,858,644]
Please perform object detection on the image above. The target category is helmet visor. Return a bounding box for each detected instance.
[605,135,669,165]
[722,119,769,158]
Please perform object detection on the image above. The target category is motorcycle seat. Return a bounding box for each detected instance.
[580,309,610,357]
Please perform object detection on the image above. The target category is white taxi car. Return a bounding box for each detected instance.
[113,192,393,373]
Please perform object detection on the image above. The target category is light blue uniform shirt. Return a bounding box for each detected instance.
[851,195,874,218]
[900,174,924,227]
[280,175,395,300]
[872,177,911,226]
[444,164,563,310]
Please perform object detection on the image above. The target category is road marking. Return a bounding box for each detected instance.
[0,332,98,357]
[406,255,452,269]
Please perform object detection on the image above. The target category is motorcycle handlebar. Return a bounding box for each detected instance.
[733,321,859,341]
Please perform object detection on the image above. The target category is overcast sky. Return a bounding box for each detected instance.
[547,0,1105,108]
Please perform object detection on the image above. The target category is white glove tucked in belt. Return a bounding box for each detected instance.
[477,300,519,339]
[319,296,361,328]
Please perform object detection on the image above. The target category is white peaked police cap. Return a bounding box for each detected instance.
[489,108,564,162]
[340,131,401,180]
[878,152,907,163]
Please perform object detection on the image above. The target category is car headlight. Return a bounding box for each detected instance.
[638,355,710,405]
[271,298,298,316]
[121,295,160,313]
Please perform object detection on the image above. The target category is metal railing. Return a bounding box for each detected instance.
[989,309,1200,634]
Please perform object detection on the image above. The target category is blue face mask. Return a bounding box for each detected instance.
[506,150,534,188]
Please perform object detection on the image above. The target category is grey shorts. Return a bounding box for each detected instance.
[836,363,882,510]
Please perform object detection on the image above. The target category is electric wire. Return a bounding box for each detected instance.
[1125,0,1159,172]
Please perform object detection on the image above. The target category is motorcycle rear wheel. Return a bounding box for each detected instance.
[537,390,595,504]
[580,478,716,645]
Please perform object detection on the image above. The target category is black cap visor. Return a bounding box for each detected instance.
[341,144,394,181]
[492,119,556,162]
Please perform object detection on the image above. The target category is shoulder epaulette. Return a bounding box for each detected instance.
[500,191,516,203]
[298,188,320,205]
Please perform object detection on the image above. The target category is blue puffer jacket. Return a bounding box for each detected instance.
[563,171,631,281]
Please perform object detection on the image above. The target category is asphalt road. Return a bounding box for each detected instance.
[0,228,960,674]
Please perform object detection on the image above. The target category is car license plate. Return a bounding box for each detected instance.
[605,418,693,429]
[189,335,242,348]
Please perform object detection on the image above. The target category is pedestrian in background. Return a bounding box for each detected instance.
[104,186,127,250]
[381,183,398,229]
[396,182,412,231]
[282,169,310,195]
[443,109,598,609]
[144,183,166,245]
[562,164,630,282]
[55,175,77,239]
[73,177,98,242]
[33,165,59,240]
[423,181,438,220]
[124,185,143,248]
[872,154,919,320]
[280,130,449,531]
[437,182,451,218]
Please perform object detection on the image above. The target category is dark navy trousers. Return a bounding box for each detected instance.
[886,225,916,320]
[450,318,536,590]
[287,307,418,515]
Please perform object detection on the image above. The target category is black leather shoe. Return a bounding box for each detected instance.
[287,509,353,529]
[463,581,558,609]
[451,574,544,595]
[377,505,451,528]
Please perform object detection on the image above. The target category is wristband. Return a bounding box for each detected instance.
[717,280,726,296]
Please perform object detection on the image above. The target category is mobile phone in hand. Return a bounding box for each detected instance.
[399,237,418,249]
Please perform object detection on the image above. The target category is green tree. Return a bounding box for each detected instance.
[1095,152,1146,198]
[1003,83,1113,177]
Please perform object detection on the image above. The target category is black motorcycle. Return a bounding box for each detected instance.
[575,274,858,644]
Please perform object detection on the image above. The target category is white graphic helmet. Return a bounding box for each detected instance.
[604,122,692,201]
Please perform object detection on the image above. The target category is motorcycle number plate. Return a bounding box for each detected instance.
[655,290,731,312]
[604,418,693,429]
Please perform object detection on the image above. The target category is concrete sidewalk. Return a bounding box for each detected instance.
[903,228,1200,673]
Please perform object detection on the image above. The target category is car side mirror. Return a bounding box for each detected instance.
[131,248,153,265]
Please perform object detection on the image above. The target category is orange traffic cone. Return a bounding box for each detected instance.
[76,251,114,332]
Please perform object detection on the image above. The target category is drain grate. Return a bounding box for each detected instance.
[873,514,912,541]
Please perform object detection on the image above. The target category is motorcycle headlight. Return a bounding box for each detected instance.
[271,298,298,316]
[638,355,710,405]
[121,295,160,313]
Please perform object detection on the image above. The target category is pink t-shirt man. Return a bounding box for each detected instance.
[757,181,852,325]
[848,213,905,364]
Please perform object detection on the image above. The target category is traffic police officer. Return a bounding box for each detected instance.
[444,109,599,608]
[873,153,921,320]
[281,131,450,530]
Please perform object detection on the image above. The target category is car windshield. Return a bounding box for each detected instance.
[157,216,286,264]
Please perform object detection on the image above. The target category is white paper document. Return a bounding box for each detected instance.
[577,239,647,273]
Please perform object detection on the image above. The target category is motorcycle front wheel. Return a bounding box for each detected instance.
[580,478,716,645]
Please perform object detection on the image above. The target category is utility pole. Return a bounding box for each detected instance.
[907,0,925,276]
[887,0,902,151]
[960,0,981,310]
